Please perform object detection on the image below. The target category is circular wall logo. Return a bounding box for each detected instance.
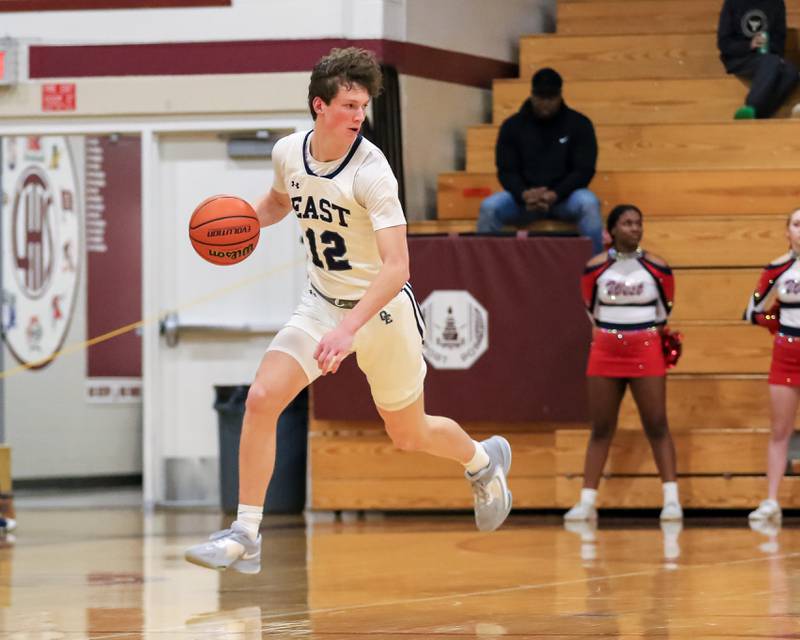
[420,290,488,370]
[2,136,81,368]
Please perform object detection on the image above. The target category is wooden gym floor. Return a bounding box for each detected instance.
[1,508,798,638]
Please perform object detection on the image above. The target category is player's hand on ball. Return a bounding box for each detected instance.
[314,325,355,375]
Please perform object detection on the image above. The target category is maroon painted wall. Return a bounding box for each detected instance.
[313,236,593,423]
[29,39,516,89]
[86,135,142,377]
[0,1,229,11]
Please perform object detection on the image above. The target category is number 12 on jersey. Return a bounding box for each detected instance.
[305,228,352,271]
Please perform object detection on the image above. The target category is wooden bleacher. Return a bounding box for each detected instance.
[518,31,799,81]
[466,122,800,173]
[309,0,800,511]
[492,78,800,124]
[556,0,800,36]
[439,170,800,217]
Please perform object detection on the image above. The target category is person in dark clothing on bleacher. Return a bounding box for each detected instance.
[718,0,799,119]
[476,67,603,255]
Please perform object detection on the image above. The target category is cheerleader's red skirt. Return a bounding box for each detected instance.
[769,334,800,386]
[586,327,666,378]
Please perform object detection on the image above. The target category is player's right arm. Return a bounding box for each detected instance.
[254,189,292,228]
[253,134,293,227]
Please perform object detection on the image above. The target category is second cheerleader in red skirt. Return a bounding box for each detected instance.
[744,207,800,524]
[564,204,682,522]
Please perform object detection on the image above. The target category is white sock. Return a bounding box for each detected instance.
[662,482,679,505]
[580,488,598,506]
[235,503,263,542]
[464,441,491,475]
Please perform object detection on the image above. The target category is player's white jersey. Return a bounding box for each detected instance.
[272,130,407,300]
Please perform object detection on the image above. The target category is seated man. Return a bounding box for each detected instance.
[718,0,799,119]
[476,67,603,255]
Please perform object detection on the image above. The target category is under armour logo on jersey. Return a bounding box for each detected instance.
[291,180,301,189]
[379,311,393,325]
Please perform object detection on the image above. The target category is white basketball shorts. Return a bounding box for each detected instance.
[267,284,427,411]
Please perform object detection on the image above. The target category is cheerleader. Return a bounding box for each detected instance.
[565,204,682,522]
[744,207,800,522]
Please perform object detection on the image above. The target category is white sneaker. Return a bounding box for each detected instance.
[467,435,513,532]
[791,103,800,118]
[563,501,597,522]
[660,501,683,521]
[185,522,262,573]
[748,499,781,522]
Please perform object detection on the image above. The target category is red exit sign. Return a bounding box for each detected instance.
[42,83,76,112]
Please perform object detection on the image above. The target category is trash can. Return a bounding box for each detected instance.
[214,385,308,514]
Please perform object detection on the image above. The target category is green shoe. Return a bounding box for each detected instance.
[734,105,756,119]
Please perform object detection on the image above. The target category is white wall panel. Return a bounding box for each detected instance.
[4,0,385,44]
[406,0,555,60]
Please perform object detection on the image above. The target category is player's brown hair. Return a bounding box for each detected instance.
[308,47,383,120]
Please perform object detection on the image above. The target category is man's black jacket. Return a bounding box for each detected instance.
[717,0,787,67]
[495,99,597,205]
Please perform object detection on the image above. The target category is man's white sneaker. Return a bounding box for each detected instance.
[185,522,261,574]
[748,499,781,522]
[563,501,597,522]
[791,102,800,118]
[467,435,513,532]
[659,501,683,521]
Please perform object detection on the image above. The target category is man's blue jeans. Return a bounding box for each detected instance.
[476,188,604,255]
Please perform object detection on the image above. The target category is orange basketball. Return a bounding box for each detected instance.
[189,195,260,265]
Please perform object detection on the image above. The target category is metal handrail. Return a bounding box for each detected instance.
[159,312,281,347]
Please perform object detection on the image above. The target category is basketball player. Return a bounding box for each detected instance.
[185,47,512,573]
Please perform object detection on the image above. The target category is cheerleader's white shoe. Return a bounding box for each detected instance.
[748,499,781,522]
[563,501,597,522]
[659,501,683,521]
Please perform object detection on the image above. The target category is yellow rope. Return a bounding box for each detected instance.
[0,258,302,380]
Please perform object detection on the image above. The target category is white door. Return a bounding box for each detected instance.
[145,128,307,506]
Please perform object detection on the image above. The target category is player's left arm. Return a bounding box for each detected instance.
[314,225,409,375]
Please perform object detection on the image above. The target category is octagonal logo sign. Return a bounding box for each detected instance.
[420,290,488,370]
